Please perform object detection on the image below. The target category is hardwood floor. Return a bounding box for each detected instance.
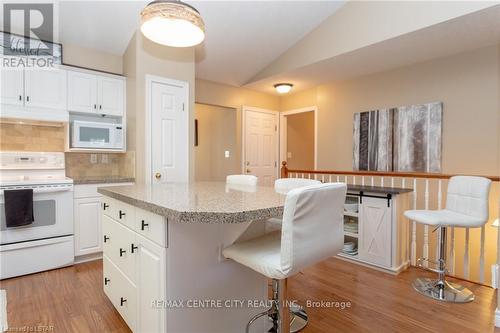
[0,258,498,333]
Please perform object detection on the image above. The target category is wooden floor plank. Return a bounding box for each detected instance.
[0,258,498,332]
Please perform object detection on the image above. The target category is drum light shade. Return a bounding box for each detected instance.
[140,1,205,47]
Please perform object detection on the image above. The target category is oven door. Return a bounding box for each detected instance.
[72,122,115,149]
[0,187,73,245]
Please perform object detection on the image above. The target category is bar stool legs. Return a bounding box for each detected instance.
[412,227,474,303]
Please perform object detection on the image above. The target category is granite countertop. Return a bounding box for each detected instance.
[347,184,413,195]
[98,182,286,224]
[72,176,135,185]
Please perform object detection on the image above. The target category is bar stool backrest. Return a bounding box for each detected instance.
[445,176,491,222]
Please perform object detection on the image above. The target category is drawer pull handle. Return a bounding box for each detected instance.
[104,235,109,243]
[120,297,127,306]
[131,243,138,253]
[103,203,109,210]
[119,210,126,219]
[141,220,149,230]
[119,248,126,257]
[104,277,110,285]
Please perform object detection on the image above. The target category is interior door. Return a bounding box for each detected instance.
[244,109,277,186]
[24,68,67,110]
[151,80,188,183]
[68,71,97,113]
[97,76,124,116]
[1,68,24,106]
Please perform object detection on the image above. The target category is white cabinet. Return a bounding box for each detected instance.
[358,197,392,268]
[24,68,67,110]
[1,67,66,110]
[1,69,24,106]
[74,197,102,256]
[68,70,125,116]
[102,197,167,333]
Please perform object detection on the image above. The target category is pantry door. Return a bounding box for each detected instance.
[243,107,279,186]
[148,76,189,184]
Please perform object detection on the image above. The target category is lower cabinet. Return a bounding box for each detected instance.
[74,197,102,256]
[102,199,166,333]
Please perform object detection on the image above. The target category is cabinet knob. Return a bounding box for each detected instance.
[103,203,109,210]
[119,248,126,257]
[131,243,138,253]
[120,297,127,306]
[119,210,125,219]
[104,277,110,285]
[104,235,109,243]
[141,220,149,230]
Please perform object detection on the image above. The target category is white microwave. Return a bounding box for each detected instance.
[71,121,124,149]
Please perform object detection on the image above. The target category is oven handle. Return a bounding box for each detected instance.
[0,186,73,195]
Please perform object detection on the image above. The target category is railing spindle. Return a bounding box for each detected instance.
[480,226,485,284]
[436,180,442,260]
[449,227,455,275]
[464,228,470,279]
[423,179,429,267]
[411,178,417,266]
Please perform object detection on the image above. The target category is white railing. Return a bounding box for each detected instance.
[281,162,500,286]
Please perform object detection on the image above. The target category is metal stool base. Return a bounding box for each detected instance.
[290,304,308,333]
[412,277,474,303]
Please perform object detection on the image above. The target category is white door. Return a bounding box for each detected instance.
[24,68,67,110]
[68,71,97,113]
[74,197,102,256]
[136,234,166,333]
[97,76,124,116]
[1,68,24,106]
[151,80,188,183]
[244,109,278,186]
[358,197,392,267]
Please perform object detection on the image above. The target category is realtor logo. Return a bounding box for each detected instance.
[2,3,60,68]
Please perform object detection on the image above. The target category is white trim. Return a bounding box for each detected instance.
[495,308,500,327]
[279,106,318,170]
[145,75,189,185]
[241,105,280,179]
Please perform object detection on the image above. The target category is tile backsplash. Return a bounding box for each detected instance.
[0,122,66,152]
[65,152,135,179]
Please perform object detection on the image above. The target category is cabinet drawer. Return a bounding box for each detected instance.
[113,221,137,283]
[103,256,137,332]
[135,208,166,247]
[101,197,115,219]
[102,215,117,260]
[114,200,135,229]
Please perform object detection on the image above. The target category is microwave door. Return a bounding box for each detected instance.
[78,125,112,148]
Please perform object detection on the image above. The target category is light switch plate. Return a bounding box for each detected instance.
[90,154,97,164]
[224,150,230,158]
[287,152,292,158]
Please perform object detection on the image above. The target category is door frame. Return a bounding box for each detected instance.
[279,106,318,170]
[241,105,280,179]
[145,74,189,185]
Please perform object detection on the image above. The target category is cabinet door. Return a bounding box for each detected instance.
[1,68,24,106]
[68,71,97,113]
[136,233,166,333]
[358,197,392,267]
[25,68,67,109]
[74,197,102,256]
[97,76,124,116]
[113,220,137,283]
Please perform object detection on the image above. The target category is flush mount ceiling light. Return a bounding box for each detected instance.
[274,83,293,94]
[140,0,205,47]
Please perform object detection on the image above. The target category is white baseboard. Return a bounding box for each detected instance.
[495,308,500,327]
[74,252,102,264]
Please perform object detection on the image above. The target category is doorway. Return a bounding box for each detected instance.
[280,107,317,170]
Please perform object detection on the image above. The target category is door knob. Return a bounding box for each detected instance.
[246,169,251,173]
[155,172,162,180]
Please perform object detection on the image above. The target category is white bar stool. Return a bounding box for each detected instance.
[226,174,258,186]
[223,183,347,332]
[404,175,491,303]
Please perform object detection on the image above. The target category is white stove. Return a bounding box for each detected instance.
[0,152,74,279]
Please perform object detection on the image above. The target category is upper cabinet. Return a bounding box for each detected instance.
[1,67,67,110]
[68,70,125,117]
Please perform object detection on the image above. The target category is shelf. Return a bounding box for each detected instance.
[338,252,358,259]
[344,211,359,218]
[344,231,359,238]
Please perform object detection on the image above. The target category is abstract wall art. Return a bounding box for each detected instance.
[353,102,442,173]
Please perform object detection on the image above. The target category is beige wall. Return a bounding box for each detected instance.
[195,79,280,110]
[63,43,123,74]
[195,104,240,181]
[124,32,196,184]
[281,45,500,177]
[286,112,314,170]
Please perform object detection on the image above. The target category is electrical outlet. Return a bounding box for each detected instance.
[224,150,230,158]
[287,152,292,158]
[101,154,109,164]
[90,154,97,164]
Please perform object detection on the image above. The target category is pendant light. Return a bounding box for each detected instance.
[140,0,205,47]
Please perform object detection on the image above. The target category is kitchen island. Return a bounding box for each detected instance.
[98,182,286,333]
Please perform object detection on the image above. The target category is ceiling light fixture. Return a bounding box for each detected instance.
[140,0,205,47]
[274,83,293,94]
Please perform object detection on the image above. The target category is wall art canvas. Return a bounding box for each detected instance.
[353,102,442,173]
